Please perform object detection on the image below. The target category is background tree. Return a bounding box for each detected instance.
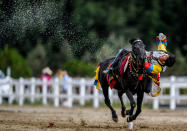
[27,41,47,77]
[0,0,186,77]
[0,46,32,78]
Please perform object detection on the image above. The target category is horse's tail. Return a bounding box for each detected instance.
[93,66,101,90]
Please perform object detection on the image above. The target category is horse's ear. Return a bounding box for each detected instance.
[129,38,143,45]
[129,38,136,45]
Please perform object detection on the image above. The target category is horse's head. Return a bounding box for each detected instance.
[129,38,146,74]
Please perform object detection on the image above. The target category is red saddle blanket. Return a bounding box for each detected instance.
[106,63,116,89]
[119,53,131,79]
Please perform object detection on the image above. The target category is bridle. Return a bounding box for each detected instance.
[128,44,146,89]
[129,53,145,78]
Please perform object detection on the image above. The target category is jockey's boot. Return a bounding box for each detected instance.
[103,67,113,74]
[103,49,129,74]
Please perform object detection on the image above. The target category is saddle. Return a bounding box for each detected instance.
[106,63,120,89]
[107,52,131,89]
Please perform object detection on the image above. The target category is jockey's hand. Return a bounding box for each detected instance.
[159,33,166,41]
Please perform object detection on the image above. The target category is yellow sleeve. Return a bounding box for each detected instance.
[152,64,162,74]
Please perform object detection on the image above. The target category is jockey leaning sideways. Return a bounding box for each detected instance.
[144,33,176,96]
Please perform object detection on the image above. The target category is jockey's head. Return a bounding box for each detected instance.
[159,53,176,67]
[165,53,176,67]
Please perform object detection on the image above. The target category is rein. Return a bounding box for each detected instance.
[129,55,141,77]
[128,54,145,89]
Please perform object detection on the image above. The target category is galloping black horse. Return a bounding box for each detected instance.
[97,38,146,122]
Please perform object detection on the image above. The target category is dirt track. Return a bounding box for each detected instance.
[0,106,187,131]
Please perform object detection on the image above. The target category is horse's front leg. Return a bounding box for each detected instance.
[126,89,136,116]
[103,86,118,122]
[118,91,126,118]
[127,90,144,122]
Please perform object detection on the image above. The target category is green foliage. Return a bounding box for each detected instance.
[62,59,95,77]
[45,40,74,70]
[27,41,47,77]
[0,0,187,76]
[0,46,32,78]
[95,43,115,63]
[95,34,131,63]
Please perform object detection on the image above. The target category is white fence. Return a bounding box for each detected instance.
[0,76,187,110]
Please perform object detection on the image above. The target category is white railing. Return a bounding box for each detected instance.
[0,76,187,110]
[152,76,187,110]
[0,77,100,108]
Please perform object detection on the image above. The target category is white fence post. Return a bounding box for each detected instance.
[80,79,85,106]
[31,78,35,103]
[176,88,180,104]
[8,77,14,104]
[15,82,19,102]
[54,78,59,107]
[67,78,73,107]
[19,78,24,106]
[0,89,2,104]
[42,78,47,105]
[93,86,99,108]
[170,76,176,110]
[153,97,159,110]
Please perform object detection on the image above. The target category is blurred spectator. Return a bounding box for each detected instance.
[40,67,53,93]
[55,69,70,106]
[55,69,70,93]
[0,70,11,99]
[62,70,70,93]
[56,69,64,81]
[55,69,64,92]
[0,70,5,79]
[41,67,53,81]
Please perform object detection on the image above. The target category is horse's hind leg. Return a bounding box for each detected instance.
[102,86,118,122]
[126,90,136,116]
[118,91,126,118]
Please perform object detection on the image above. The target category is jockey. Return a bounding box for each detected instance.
[144,33,176,96]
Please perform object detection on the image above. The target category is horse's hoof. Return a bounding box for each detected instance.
[112,112,118,122]
[112,117,118,123]
[121,111,126,118]
[127,117,132,122]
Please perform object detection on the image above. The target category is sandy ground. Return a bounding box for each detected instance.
[0,106,187,131]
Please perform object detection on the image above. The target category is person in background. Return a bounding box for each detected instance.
[55,69,70,93]
[40,67,53,93]
[55,69,64,93]
[55,70,70,106]
[56,69,64,80]
[62,70,70,93]
[0,70,5,79]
